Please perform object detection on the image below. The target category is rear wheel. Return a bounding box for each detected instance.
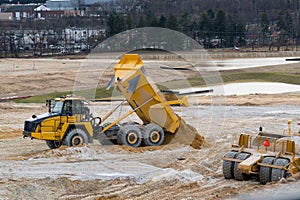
[45,140,62,149]
[117,125,142,147]
[271,158,289,182]
[143,124,165,146]
[259,157,275,184]
[233,153,251,181]
[223,151,238,179]
[65,129,89,147]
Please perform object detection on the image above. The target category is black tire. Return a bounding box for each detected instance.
[64,129,89,147]
[98,122,119,145]
[143,124,165,146]
[101,122,120,137]
[259,157,275,185]
[223,151,238,179]
[117,125,142,147]
[234,153,251,181]
[45,140,62,149]
[271,158,289,182]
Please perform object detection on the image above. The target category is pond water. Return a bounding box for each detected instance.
[213,57,299,70]
[178,82,300,96]
[211,82,300,95]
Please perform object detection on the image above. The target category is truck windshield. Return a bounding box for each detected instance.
[52,101,63,113]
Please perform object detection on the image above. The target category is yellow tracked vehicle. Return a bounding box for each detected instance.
[222,121,300,184]
[23,54,189,149]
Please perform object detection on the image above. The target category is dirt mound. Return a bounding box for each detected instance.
[164,117,204,149]
[0,130,22,139]
[110,143,186,153]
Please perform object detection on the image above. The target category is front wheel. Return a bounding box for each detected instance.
[64,129,89,147]
[45,140,62,149]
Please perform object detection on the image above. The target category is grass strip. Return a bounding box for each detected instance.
[15,72,300,103]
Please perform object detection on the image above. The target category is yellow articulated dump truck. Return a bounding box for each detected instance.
[223,121,300,184]
[23,54,189,149]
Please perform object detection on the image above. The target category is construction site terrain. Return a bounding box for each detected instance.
[0,53,300,199]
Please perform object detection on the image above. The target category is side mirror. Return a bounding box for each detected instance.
[46,99,51,113]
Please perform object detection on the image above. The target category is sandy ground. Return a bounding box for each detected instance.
[0,56,198,98]
[1,100,300,200]
[0,54,300,199]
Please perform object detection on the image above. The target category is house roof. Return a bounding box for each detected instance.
[5,5,37,12]
[34,5,50,11]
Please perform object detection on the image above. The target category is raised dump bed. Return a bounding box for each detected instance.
[113,54,181,133]
[101,54,203,148]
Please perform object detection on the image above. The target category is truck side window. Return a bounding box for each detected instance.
[62,101,73,115]
[73,101,83,114]
[62,100,83,116]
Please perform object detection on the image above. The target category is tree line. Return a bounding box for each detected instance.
[106,9,299,49]
[0,0,300,57]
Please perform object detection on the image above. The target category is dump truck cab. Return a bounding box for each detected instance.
[23,95,94,149]
[50,96,89,121]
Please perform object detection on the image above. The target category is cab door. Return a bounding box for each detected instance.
[61,100,84,123]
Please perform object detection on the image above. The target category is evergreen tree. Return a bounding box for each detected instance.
[226,14,235,46]
[179,12,191,33]
[199,12,213,48]
[137,16,146,28]
[159,15,167,28]
[277,10,294,37]
[126,13,134,30]
[107,13,125,36]
[261,13,270,36]
[260,13,270,45]
[145,12,156,27]
[214,10,227,47]
[207,9,215,20]
[236,23,246,46]
[150,17,158,27]
[167,15,178,30]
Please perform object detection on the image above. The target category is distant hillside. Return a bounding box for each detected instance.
[137,0,299,23]
[1,0,299,23]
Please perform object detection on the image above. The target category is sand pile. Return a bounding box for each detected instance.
[0,130,22,139]
[164,117,204,149]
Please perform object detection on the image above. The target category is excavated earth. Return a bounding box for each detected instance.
[0,54,300,199]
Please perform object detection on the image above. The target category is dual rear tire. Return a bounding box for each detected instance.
[259,157,289,184]
[117,123,165,148]
[142,124,165,146]
[117,125,142,147]
[222,151,250,181]
[223,153,289,184]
